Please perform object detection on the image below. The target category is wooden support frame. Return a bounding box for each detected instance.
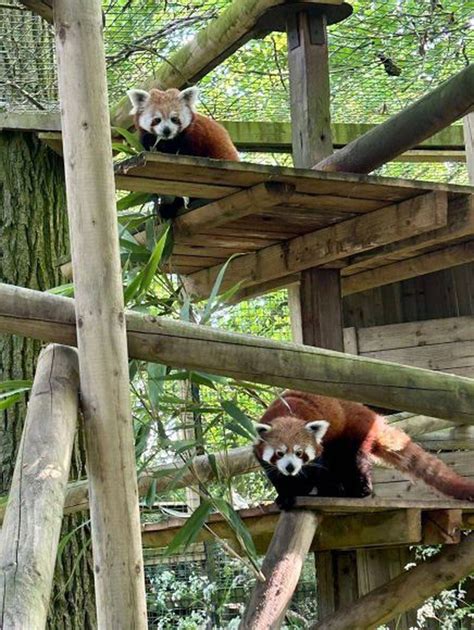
[3,283,474,423]
[186,191,448,298]
[174,182,294,236]
[313,531,474,630]
[53,0,147,626]
[314,64,474,173]
[0,345,79,629]
[17,0,53,22]
[239,512,322,629]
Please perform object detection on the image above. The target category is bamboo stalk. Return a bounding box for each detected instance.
[53,1,147,625]
[314,65,474,173]
[2,283,474,424]
[0,345,79,630]
[314,531,474,630]
[239,512,322,629]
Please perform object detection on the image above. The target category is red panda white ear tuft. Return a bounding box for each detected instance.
[127,89,150,114]
[180,86,199,110]
[254,422,272,437]
[306,420,330,443]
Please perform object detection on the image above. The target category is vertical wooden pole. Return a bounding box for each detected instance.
[464,113,474,184]
[286,10,359,620]
[53,1,147,627]
[0,345,79,630]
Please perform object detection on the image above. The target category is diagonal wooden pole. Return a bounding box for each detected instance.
[0,345,79,630]
[53,1,147,626]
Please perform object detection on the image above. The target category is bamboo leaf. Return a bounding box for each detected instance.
[112,127,144,153]
[124,225,170,303]
[200,253,243,324]
[165,500,213,555]
[0,393,22,410]
[221,400,256,440]
[117,191,153,211]
[0,380,32,392]
[212,497,258,564]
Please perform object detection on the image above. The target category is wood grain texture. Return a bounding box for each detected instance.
[313,531,474,630]
[4,284,474,423]
[53,0,147,626]
[186,191,448,297]
[239,512,322,629]
[0,345,79,630]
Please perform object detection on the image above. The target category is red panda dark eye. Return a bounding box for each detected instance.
[275,450,285,458]
[295,449,303,458]
[171,117,181,125]
[151,117,161,126]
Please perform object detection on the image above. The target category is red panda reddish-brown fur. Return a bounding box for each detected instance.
[256,390,474,502]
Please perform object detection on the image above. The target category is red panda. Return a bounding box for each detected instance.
[254,390,474,510]
[127,86,240,160]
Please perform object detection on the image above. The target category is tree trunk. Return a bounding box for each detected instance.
[0,130,96,628]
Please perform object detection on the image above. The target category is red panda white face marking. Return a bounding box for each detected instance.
[127,87,199,144]
[254,419,329,476]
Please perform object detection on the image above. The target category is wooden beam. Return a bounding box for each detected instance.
[464,113,474,184]
[344,193,474,276]
[17,0,53,22]
[110,0,342,128]
[314,64,474,173]
[53,1,147,626]
[313,531,474,630]
[239,512,322,629]
[4,283,474,423]
[0,345,79,629]
[142,506,423,554]
[186,191,448,298]
[174,182,294,236]
[342,241,474,295]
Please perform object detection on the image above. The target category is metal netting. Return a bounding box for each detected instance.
[144,541,317,629]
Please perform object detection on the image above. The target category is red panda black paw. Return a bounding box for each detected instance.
[276,495,296,511]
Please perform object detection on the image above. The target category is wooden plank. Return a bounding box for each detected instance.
[345,193,474,275]
[115,173,239,199]
[361,340,474,372]
[422,510,463,544]
[186,191,448,298]
[342,241,474,295]
[314,531,474,630]
[295,496,474,511]
[174,182,294,235]
[115,152,472,200]
[0,345,78,630]
[54,1,147,626]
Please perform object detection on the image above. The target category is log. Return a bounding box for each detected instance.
[239,512,322,629]
[53,1,147,626]
[0,345,79,630]
[464,112,474,184]
[3,283,474,423]
[314,531,474,630]
[314,64,474,173]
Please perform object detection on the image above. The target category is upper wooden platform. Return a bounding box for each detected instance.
[114,153,474,299]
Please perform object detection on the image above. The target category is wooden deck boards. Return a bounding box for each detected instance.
[114,153,474,293]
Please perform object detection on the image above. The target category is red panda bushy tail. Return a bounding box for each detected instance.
[373,426,474,501]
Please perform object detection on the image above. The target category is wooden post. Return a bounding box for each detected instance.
[0,345,79,630]
[286,9,359,621]
[53,1,147,626]
[239,512,322,629]
[313,532,474,630]
[464,113,474,185]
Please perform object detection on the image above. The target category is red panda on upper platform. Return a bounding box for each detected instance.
[254,390,474,510]
[127,86,240,160]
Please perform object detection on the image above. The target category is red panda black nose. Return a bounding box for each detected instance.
[162,126,171,138]
[286,462,295,474]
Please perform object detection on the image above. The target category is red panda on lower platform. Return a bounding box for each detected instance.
[254,390,474,510]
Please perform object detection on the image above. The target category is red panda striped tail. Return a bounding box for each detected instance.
[374,436,474,501]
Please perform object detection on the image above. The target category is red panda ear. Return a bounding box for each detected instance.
[180,86,199,109]
[306,420,330,443]
[254,422,272,437]
[127,89,150,114]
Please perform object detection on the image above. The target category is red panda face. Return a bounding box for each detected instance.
[254,416,329,476]
[127,87,198,145]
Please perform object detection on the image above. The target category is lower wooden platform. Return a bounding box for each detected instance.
[142,497,474,554]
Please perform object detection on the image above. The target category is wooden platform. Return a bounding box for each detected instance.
[141,497,474,554]
[114,153,474,299]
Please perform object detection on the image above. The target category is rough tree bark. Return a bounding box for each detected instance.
[0,131,96,627]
